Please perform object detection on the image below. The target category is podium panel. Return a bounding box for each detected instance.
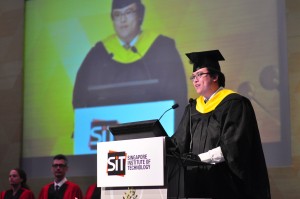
[96,123,210,198]
[97,137,165,187]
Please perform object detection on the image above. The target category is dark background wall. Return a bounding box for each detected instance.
[0,0,300,198]
[0,0,24,189]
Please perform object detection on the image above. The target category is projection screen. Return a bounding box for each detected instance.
[22,0,290,177]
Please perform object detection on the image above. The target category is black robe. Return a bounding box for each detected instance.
[172,93,271,199]
[73,32,187,126]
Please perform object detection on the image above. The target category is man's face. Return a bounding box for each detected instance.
[191,68,216,98]
[112,3,141,43]
[51,159,68,182]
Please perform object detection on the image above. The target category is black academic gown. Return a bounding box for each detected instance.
[73,32,187,126]
[172,93,271,199]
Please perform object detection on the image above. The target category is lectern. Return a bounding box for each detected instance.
[97,120,206,199]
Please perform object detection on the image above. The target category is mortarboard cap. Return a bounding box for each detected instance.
[112,0,142,9]
[186,50,225,72]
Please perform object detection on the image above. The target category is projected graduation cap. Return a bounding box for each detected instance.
[112,0,143,9]
[186,50,225,72]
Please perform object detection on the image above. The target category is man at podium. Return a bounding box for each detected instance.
[171,50,271,198]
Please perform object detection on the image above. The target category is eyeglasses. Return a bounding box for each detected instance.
[112,9,137,21]
[190,72,210,81]
[52,164,67,168]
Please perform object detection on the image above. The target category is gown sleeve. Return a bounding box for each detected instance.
[219,96,269,190]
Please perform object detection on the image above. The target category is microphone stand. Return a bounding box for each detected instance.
[158,104,179,121]
[182,98,200,161]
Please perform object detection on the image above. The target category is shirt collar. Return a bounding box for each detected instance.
[54,177,67,187]
[118,34,139,47]
[204,87,224,102]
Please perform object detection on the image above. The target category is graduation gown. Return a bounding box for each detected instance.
[172,90,271,199]
[73,30,187,126]
[38,181,83,199]
[84,184,100,199]
[0,188,35,199]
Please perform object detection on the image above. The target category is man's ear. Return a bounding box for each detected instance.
[212,74,219,82]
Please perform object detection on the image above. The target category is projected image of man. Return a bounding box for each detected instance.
[73,0,187,126]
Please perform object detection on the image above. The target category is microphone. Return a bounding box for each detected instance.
[159,103,180,155]
[130,46,152,79]
[188,98,194,153]
[158,103,179,121]
[131,46,138,54]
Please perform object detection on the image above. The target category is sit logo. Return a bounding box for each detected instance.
[89,120,117,150]
[107,151,127,176]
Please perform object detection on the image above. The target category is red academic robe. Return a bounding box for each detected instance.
[38,181,83,199]
[84,183,101,199]
[0,188,35,199]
